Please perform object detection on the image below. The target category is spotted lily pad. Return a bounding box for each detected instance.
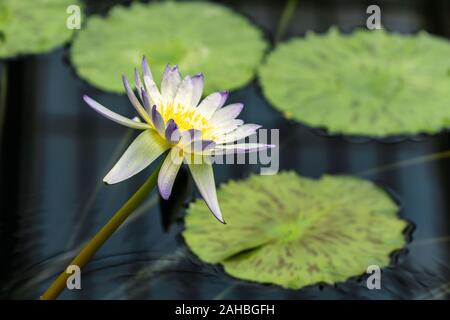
[71,2,267,94]
[0,0,78,58]
[259,28,450,137]
[183,172,407,289]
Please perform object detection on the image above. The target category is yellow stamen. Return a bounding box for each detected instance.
[159,103,215,140]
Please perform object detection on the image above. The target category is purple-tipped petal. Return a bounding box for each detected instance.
[122,75,152,124]
[188,162,225,223]
[165,119,181,144]
[172,73,204,109]
[161,64,181,103]
[151,105,165,135]
[83,95,150,130]
[158,147,183,200]
[197,91,229,119]
[210,103,244,125]
[213,143,274,155]
[190,73,204,108]
[173,75,193,108]
[162,64,171,77]
[141,57,163,106]
[141,88,151,113]
[219,124,262,143]
[134,68,144,101]
[142,56,153,81]
[213,119,245,136]
[219,90,229,106]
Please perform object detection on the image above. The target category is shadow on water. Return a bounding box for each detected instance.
[1,0,450,299]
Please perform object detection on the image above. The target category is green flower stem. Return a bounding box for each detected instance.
[274,0,298,44]
[40,160,163,300]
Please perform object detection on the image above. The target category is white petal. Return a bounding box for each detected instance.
[217,124,261,144]
[212,143,273,155]
[122,75,152,124]
[161,64,182,104]
[142,57,163,106]
[141,88,153,114]
[134,68,144,101]
[104,130,170,184]
[213,119,244,135]
[165,119,181,144]
[144,77,163,107]
[83,95,150,130]
[142,56,154,81]
[150,105,166,136]
[173,73,204,109]
[173,75,193,109]
[158,147,183,200]
[210,103,243,125]
[196,91,229,119]
[188,162,224,223]
[190,74,204,107]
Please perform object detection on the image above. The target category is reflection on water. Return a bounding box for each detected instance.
[1,0,450,300]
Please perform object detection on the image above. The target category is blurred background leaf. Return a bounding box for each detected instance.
[0,0,80,58]
[259,28,450,137]
[71,1,268,94]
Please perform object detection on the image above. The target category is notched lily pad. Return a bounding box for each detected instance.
[259,28,450,137]
[0,0,78,58]
[71,2,268,94]
[183,172,408,289]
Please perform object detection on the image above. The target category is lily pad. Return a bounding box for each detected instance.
[71,2,267,94]
[259,28,450,137]
[183,172,408,289]
[0,0,78,58]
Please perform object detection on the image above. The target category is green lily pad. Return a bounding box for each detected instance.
[71,2,267,94]
[259,28,450,137]
[183,172,408,289]
[0,0,79,58]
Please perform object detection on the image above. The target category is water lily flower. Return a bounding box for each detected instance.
[83,57,272,223]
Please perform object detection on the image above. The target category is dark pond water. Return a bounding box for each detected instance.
[1,0,450,299]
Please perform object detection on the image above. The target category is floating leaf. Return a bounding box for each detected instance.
[71,2,267,94]
[259,28,450,137]
[183,172,408,289]
[0,0,78,58]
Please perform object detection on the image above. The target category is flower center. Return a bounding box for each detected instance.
[159,103,215,140]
